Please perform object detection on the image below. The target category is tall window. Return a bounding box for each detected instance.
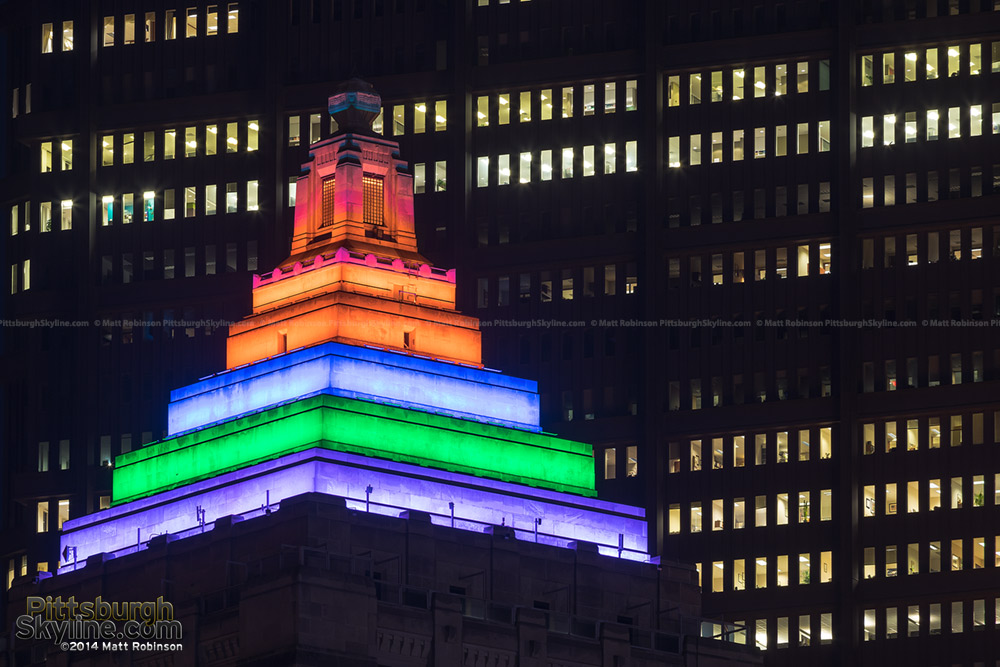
[320,177,336,226]
[363,175,383,225]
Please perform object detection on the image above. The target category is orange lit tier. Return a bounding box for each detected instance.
[226,81,481,369]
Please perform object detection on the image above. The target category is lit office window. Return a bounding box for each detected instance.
[948,107,960,138]
[496,93,511,124]
[164,129,176,159]
[101,135,114,166]
[733,69,744,100]
[970,105,982,136]
[625,80,637,110]
[205,185,217,215]
[904,51,917,81]
[143,192,154,222]
[247,180,258,211]
[142,131,154,161]
[434,161,446,192]
[925,47,937,79]
[186,7,198,37]
[689,134,702,165]
[668,137,680,167]
[164,189,176,219]
[797,123,808,154]
[41,23,53,53]
[58,139,73,170]
[755,557,767,589]
[562,86,573,117]
[36,502,48,533]
[625,141,637,172]
[165,10,177,39]
[689,73,701,104]
[226,182,237,212]
[60,199,72,229]
[227,3,240,33]
[118,133,132,164]
[226,122,238,151]
[183,127,196,157]
[202,124,216,155]
[690,502,702,532]
[883,114,896,145]
[414,102,426,133]
[124,14,136,44]
[414,163,426,194]
[540,89,553,120]
[732,130,744,161]
[57,500,69,531]
[947,45,960,76]
[498,154,510,185]
[101,195,114,226]
[754,66,766,96]
[60,20,74,51]
[248,120,259,151]
[40,142,52,172]
[604,143,616,173]
[372,108,383,134]
[583,145,595,176]
[667,76,680,106]
[583,84,595,115]
[540,150,552,181]
[604,82,616,112]
[144,12,156,41]
[476,157,489,187]
[519,91,531,121]
[207,5,219,35]
[103,16,114,47]
[519,152,531,183]
[392,106,404,136]
[754,127,765,158]
[435,100,446,130]
[39,202,51,232]
[775,125,787,156]
[710,72,722,102]
[883,53,895,83]
[927,109,939,140]
[184,187,196,217]
[797,61,808,92]
[562,147,574,178]
[122,193,133,224]
[476,96,488,126]
[604,448,616,479]
[288,116,300,146]
[775,64,787,95]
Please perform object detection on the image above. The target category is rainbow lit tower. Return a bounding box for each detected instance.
[58,81,647,570]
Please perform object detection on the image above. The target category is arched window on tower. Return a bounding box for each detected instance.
[320,176,336,227]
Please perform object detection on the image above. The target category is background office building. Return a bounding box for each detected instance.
[2,1,1000,665]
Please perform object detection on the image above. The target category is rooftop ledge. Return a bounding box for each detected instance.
[253,246,455,289]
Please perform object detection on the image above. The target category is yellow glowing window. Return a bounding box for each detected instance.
[321,176,335,227]
[363,175,383,226]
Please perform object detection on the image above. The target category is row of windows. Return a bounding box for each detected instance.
[668,367,834,411]
[863,538,999,581]
[860,104,1000,147]
[91,122,260,169]
[861,352,993,393]
[861,414,1000,454]
[666,60,831,106]
[861,0,1000,22]
[10,84,32,118]
[862,165,1000,207]
[8,200,73,235]
[475,264,639,307]
[92,5,239,49]
[861,226,994,268]
[695,551,835,594]
[600,445,638,480]
[98,181,259,225]
[862,600,1000,642]
[669,490,834,534]
[475,142,638,186]
[669,243,834,288]
[668,429,835,472]
[35,499,70,534]
[733,613,834,650]
[668,121,831,167]
[860,474,1000,518]
[100,242,257,285]
[474,80,637,127]
[859,43,1000,86]
[666,181,833,227]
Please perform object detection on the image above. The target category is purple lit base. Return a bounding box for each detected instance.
[167,341,541,436]
[59,448,647,573]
